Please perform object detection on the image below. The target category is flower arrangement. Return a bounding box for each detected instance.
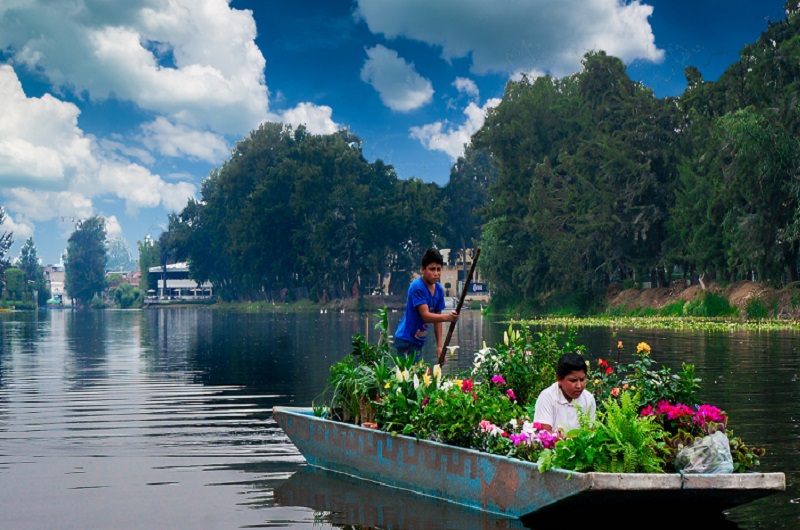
[317,310,766,474]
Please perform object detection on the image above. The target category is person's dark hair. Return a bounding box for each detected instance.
[421,247,444,268]
[556,353,588,379]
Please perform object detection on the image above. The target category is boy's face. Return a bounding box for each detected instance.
[421,263,442,286]
[557,370,587,401]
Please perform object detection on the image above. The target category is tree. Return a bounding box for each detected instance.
[113,283,143,309]
[137,234,160,295]
[0,206,13,291]
[65,216,108,307]
[17,237,49,307]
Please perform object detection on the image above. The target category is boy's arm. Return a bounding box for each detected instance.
[417,304,459,324]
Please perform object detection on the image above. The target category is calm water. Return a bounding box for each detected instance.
[0,309,798,529]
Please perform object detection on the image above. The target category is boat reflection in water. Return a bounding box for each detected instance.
[275,465,749,530]
[274,465,527,530]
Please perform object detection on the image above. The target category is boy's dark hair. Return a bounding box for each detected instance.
[556,353,588,379]
[421,247,444,268]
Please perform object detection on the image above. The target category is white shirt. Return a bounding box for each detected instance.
[533,382,596,433]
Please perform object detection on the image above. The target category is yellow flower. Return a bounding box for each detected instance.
[617,340,624,349]
[423,372,432,386]
[637,342,651,355]
[384,382,391,389]
[593,379,600,385]
[433,364,442,382]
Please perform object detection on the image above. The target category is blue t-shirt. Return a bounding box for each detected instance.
[394,277,445,349]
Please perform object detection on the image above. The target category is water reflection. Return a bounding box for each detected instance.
[0,309,797,529]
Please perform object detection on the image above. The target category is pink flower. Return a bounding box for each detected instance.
[693,404,727,428]
[640,405,655,417]
[611,387,620,396]
[506,389,517,401]
[491,375,506,386]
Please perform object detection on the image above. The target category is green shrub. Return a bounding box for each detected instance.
[658,301,685,316]
[744,298,769,320]
[684,292,735,317]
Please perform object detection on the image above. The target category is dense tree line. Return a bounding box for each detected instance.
[166,125,449,302]
[474,6,800,311]
[159,5,799,311]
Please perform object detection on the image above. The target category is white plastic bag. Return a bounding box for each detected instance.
[675,431,734,474]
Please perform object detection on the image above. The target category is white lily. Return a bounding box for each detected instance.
[395,366,403,382]
[433,364,442,383]
[413,374,420,389]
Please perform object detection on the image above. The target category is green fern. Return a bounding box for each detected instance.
[538,391,666,473]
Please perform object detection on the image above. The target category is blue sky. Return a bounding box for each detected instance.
[0,0,788,266]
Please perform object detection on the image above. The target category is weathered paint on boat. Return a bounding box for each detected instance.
[273,406,786,518]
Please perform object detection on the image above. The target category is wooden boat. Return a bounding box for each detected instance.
[273,406,786,520]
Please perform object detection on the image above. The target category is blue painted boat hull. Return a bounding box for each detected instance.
[273,406,785,518]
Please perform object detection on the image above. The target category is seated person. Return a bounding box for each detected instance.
[533,352,596,434]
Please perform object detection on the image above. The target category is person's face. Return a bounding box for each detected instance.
[421,263,442,285]
[557,370,587,401]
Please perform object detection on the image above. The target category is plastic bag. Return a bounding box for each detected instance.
[675,431,734,474]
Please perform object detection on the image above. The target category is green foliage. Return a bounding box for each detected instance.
[65,216,108,308]
[0,206,12,291]
[137,235,160,294]
[471,326,579,407]
[590,341,702,410]
[166,124,446,302]
[538,391,666,473]
[322,308,395,424]
[744,298,769,319]
[684,292,736,317]
[113,283,143,309]
[3,268,25,300]
[658,301,686,316]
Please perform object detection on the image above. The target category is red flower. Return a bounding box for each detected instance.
[598,359,608,368]
[605,366,613,374]
[461,378,474,392]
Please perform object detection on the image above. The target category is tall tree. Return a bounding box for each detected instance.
[0,206,13,291]
[65,216,107,307]
[17,237,49,307]
[137,234,160,294]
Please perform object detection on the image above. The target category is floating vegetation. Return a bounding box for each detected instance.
[508,315,800,333]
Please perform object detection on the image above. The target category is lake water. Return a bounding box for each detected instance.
[0,308,798,529]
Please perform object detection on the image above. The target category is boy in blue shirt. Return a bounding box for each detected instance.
[394,248,459,363]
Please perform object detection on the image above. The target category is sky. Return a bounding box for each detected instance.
[0,0,789,266]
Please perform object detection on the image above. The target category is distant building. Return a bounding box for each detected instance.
[147,262,213,301]
[43,264,66,303]
[435,248,489,304]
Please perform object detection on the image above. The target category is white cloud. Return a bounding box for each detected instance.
[0,65,93,186]
[410,98,501,161]
[140,117,230,163]
[0,211,34,244]
[0,0,269,134]
[0,66,197,220]
[276,102,340,135]
[104,215,123,239]
[453,77,480,99]
[360,44,434,112]
[355,0,663,77]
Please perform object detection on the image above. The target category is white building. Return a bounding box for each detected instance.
[147,262,213,301]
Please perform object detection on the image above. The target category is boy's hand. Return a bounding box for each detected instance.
[449,311,459,322]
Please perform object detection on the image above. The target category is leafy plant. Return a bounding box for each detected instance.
[537,391,666,473]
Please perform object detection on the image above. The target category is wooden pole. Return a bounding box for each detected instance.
[439,247,481,366]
